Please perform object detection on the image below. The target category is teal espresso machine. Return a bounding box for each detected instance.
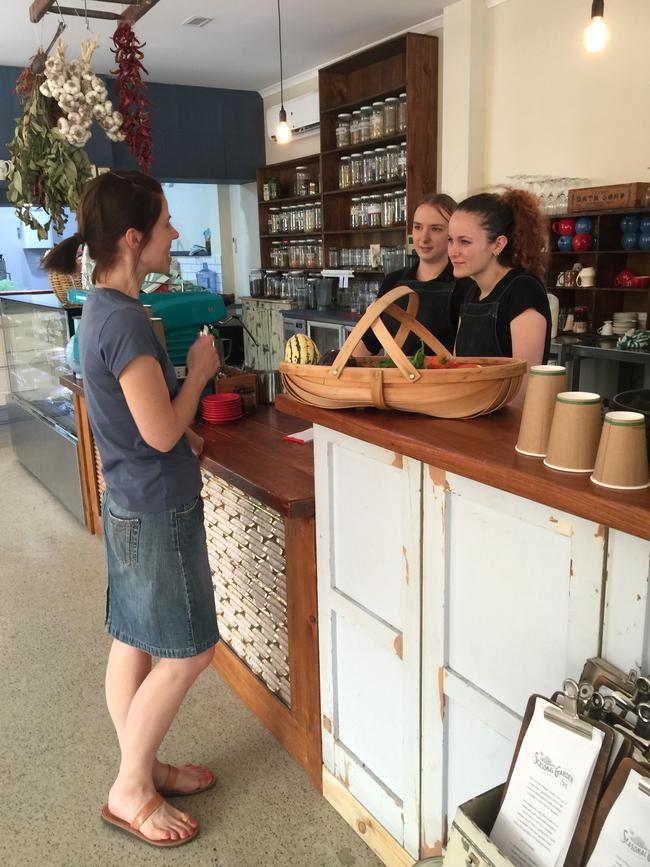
[67,289,228,371]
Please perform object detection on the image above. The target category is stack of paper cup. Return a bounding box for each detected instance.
[544,392,602,472]
[515,365,567,457]
[591,411,650,490]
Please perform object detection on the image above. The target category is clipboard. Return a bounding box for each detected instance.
[583,757,650,863]
[496,681,614,867]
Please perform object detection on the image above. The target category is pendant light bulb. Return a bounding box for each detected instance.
[276,106,291,144]
[583,0,609,53]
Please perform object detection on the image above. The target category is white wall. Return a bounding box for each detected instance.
[481,0,650,190]
[162,182,221,255]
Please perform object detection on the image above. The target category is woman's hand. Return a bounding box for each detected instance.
[187,333,221,383]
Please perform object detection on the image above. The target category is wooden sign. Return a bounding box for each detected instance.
[569,182,650,213]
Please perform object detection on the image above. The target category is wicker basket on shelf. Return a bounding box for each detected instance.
[48,261,82,306]
[280,285,527,420]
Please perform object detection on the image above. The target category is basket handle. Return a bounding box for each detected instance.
[329,284,450,381]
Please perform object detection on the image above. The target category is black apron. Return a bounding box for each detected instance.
[455,279,511,357]
[387,278,457,354]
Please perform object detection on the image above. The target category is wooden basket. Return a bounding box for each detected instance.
[48,262,82,306]
[280,285,527,419]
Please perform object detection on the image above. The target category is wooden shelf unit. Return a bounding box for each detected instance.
[254,32,439,274]
[547,209,650,330]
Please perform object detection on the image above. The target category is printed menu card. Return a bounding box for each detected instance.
[586,768,650,867]
[490,697,604,867]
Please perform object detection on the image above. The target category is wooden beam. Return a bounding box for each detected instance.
[30,0,160,24]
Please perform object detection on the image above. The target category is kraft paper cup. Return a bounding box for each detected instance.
[543,392,602,473]
[591,411,650,490]
[515,365,567,457]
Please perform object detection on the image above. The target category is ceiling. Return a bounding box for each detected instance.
[0,1,453,92]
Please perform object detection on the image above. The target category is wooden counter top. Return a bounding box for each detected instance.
[276,394,650,540]
[60,375,315,519]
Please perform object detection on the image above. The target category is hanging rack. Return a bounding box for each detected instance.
[30,0,161,24]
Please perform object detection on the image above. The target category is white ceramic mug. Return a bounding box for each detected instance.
[598,320,613,336]
[576,267,596,287]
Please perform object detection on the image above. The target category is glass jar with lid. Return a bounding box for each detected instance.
[350,197,362,229]
[303,240,318,269]
[316,240,323,267]
[398,93,407,132]
[280,208,291,234]
[367,195,382,228]
[350,110,362,145]
[359,106,372,142]
[336,113,352,148]
[295,166,310,197]
[359,196,370,228]
[314,202,322,230]
[350,153,363,187]
[398,142,407,179]
[265,270,280,297]
[374,148,387,182]
[382,193,395,227]
[279,240,290,268]
[288,242,301,269]
[339,156,352,190]
[328,248,339,268]
[270,241,282,267]
[383,97,398,136]
[395,189,407,224]
[268,207,281,234]
[386,145,400,180]
[362,150,376,185]
[371,101,385,140]
[304,203,316,233]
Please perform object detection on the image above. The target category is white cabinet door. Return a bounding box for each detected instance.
[420,469,606,848]
[314,426,423,857]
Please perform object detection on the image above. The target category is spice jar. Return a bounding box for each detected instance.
[336,113,352,148]
[295,166,310,197]
[367,195,382,228]
[316,240,323,267]
[395,189,407,224]
[398,142,407,179]
[386,145,400,180]
[383,97,398,136]
[304,203,316,233]
[350,153,363,187]
[362,150,376,185]
[328,248,339,268]
[268,177,280,199]
[371,101,385,139]
[382,192,395,227]
[308,179,319,196]
[398,93,407,132]
[304,240,318,269]
[339,156,352,189]
[288,242,301,269]
[268,207,280,234]
[314,202,321,230]
[359,106,372,142]
[374,148,387,182]
[279,208,290,234]
[350,110,362,145]
[350,197,362,229]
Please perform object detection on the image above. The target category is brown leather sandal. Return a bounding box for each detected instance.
[158,763,217,796]
[100,793,199,847]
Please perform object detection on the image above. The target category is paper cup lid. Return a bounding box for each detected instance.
[556,391,601,405]
[530,365,566,376]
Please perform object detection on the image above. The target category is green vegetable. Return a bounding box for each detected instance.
[377,340,426,369]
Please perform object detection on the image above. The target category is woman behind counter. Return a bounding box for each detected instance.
[449,189,551,369]
[357,194,470,357]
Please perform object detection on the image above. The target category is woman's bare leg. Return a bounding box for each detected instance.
[105,642,215,841]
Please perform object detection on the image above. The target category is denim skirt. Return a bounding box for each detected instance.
[102,492,219,658]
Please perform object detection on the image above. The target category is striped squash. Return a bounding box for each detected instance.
[284,333,321,364]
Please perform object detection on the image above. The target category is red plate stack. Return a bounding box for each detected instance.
[201,393,243,424]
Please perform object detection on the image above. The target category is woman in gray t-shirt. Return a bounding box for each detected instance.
[44,171,220,848]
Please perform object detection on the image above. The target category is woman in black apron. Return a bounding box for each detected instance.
[449,190,551,376]
[358,194,471,356]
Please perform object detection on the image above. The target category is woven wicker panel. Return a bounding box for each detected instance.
[202,470,290,706]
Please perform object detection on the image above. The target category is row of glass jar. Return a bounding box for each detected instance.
[267,202,322,235]
[339,144,407,189]
[335,95,407,148]
[350,191,406,229]
[269,239,324,269]
[249,270,327,307]
[346,280,382,314]
[261,172,319,201]
[328,244,408,270]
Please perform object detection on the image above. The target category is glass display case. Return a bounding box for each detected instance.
[0,294,83,523]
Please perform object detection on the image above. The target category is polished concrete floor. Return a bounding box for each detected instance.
[0,424,380,867]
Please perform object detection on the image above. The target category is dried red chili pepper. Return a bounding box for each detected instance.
[111,21,153,173]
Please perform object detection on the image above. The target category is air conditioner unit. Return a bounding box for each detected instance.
[266,91,320,142]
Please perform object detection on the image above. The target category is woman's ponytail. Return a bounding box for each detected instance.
[42,232,82,275]
[500,188,547,280]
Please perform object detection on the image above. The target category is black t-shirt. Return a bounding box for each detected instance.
[362,261,472,355]
[458,268,551,360]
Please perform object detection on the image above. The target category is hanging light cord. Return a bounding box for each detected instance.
[277,0,284,108]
